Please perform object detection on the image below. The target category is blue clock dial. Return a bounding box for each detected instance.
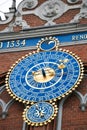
[7,50,82,103]
[23,102,58,126]
[27,102,53,123]
[25,62,63,89]
[40,40,56,51]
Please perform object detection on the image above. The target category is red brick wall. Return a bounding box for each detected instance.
[62,78,87,130]
[0,78,87,130]
[0,0,87,130]
[0,44,87,74]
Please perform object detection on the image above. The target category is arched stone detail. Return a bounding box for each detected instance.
[0,85,5,94]
[74,90,87,111]
[22,121,27,130]
[0,99,6,110]
[56,95,70,130]
[4,99,15,113]
[56,89,87,130]
[70,0,87,23]
[84,94,87,101]
[0,98,15,119]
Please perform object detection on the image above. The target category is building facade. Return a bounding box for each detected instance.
[0,0,87,130]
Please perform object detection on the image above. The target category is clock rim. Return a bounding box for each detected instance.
[5,48,84,104]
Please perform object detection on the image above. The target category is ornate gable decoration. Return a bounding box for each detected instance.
[0,0,87,32]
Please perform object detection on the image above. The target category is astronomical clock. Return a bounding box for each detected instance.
[5,37,83,127]
[0,0,87,130]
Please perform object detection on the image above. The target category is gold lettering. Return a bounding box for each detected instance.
[10,41,15,47]
[85,34,87,39]
[75,36,78,40]
[79,35,84,40]
[21,39,26,46]
[15,40,20,47]
[7,41,10,48]
[72,35,78,41]
[72,35,76,41]
[7,41,15,48]
[0,42,3,48]
[72,34,87,41]
[83,34,87,39]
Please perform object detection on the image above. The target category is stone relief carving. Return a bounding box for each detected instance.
[67,0,80,4]
[74,90,87,111]
[70,0,87,23]
[0,0,87,32]
[0,99,15,119]
[0,85,5,94]
[22,122,27,130]
[13,11,30,29]
[17,0,38,11]
[0,0,16,24]
[17,0,81,26]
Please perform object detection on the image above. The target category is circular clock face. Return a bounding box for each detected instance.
[6,50,83,103]
[23,102,58,126]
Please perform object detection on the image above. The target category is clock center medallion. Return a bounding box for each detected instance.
[25,62,63,90]
[32,67,55,83]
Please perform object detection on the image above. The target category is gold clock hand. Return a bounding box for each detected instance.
[58,59,69,69]
[42,69,46,78]
[59,58,69,63]
[32,68,55,83]
[58,63,66,69]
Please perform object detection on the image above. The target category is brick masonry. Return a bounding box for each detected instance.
[0,0,87,130]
